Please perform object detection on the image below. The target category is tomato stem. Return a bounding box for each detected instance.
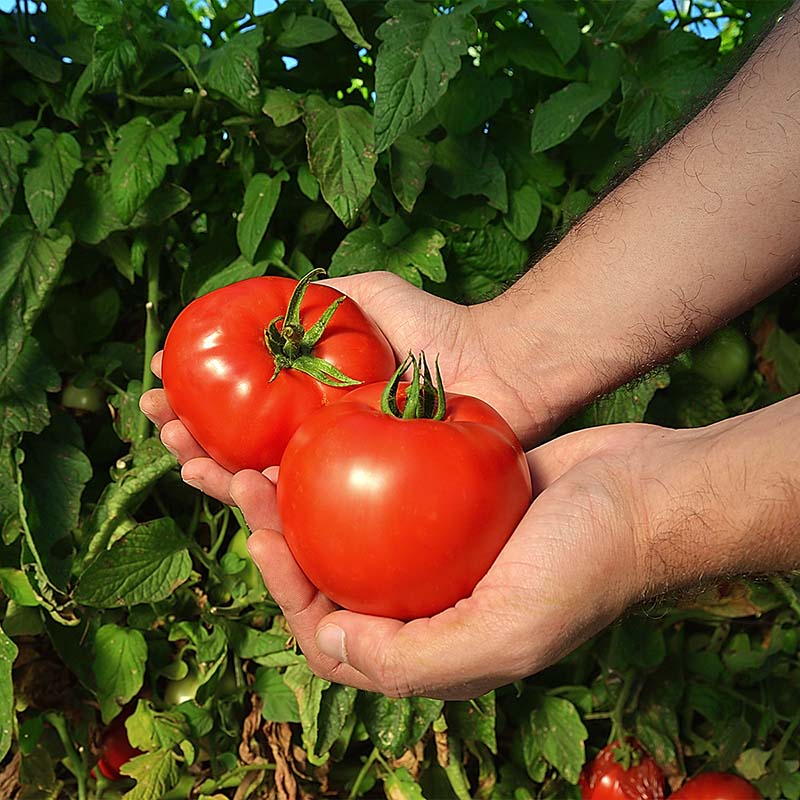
[380,352,446,420]
[263,269,362,387]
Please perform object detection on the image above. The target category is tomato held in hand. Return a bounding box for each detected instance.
[162,269,395,472]
[95,706,142,781]
[670,773,762,800]
[277,353,532,620]
[580,740,665,800]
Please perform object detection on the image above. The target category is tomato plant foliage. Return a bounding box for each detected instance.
[1,0,799,798]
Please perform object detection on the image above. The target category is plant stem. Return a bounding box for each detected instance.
[349,747,380,799]
[45,713,87,800]
[770,575,800,619]
[137,235,163,445]
[607,671,635,745]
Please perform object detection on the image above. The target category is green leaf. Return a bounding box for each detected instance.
[5,44,63,83]
[531,82,611,153]
[91,27,137,90]
[283,662,330,765]
[504,184,541,241]
[74,0,123,26]
[447,693,497,754]
[189,254,270,300]
[501,28,585,80]
[315,683,357,759]
[93,623,148,723]
[573,369,670,426]
[434,69,512,136]
[330,223,446,287]
[111,115,181,224]
[75,518,191,608]
[297,163,320,202]
[304,95,377,227]
[432,134,507,212]
[262,87,303,127]
[254,668,301,723]
[762,324,800,394]
[23,129,82,232]
[0,568,38,606]
[374,1,477,152]
[617,32,716,148]
[0,129,29,228]
[205,29,263,115]
[383,767,427,800]
[390,135,433,213]
[127,702,190,751]
[277,15,337,49]
[530,695,587,784]
[0,626,17,762]
[21,432,92,590]
[237,173,285,263]
[524,0,581,63]
[120,749,181,800]
[356,693,444,758]
[323,0,370,50]
[736,748,771,781]
[80,439,176,566]
[0,218,70,436]
[109,379,144,445]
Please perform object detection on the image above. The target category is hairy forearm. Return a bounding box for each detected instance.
[482,3,800,429]
[638,394,800,595]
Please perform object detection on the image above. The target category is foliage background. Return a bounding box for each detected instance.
[1,0,800,797]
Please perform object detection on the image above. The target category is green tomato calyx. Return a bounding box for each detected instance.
[265,268,362,388]
[381,352,447,421]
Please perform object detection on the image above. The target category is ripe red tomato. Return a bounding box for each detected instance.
[162,271,395,472]
[670,773,762,800]
[277,354,532,619]
[580,740,665,800]
[95,706,142,781]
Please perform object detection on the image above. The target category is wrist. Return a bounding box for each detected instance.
[635,397,800,598]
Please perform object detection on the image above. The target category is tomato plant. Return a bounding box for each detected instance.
[163,669,200,706]
[277,353,532,619]
[580,740,665,800]
[95,707,142,782]
[691,327,750,395]
[670,773,762,800]
[162,269,395,472]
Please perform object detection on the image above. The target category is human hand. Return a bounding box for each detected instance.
[139,271,556,502]
[232,394,800,699]
[228,423,677,700]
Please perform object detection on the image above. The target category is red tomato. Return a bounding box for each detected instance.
[670,773,762,800]
[277,355,532,619]
[580,740,665,800]
[96,706,142,781]
[162,271,395,472]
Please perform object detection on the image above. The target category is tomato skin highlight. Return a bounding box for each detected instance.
[580,741,665,800]
[670,773,762,800]
[162,276,395,472]
[277,382,532,620]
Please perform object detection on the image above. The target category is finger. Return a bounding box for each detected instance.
[246,530,377,691]
[151,351,163,379]
[139,389,177,430]
[313,591,532,700]
[229,470,281,532]
[160,419,208,463]
[181,458,234,505]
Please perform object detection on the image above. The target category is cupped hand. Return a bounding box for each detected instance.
[139,271,553,503]
[230,422,679,700]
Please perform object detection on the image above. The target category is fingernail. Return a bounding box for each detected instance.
[163,441,179,458]
[317,624,347,663]
[183,477,202,491]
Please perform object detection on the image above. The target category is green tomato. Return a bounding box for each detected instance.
[164,670,200,706]
[692,326,750,395]
[62,382,105,413]
[226,528,265,594]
